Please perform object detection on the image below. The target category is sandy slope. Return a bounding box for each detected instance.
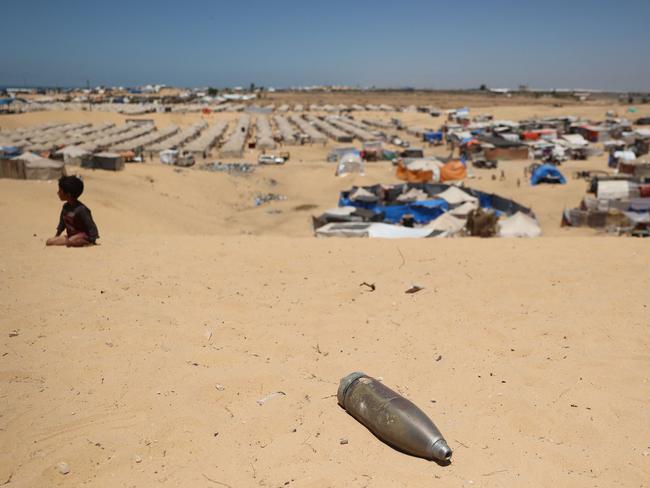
[1,235,649,487]
[1,104,649,487]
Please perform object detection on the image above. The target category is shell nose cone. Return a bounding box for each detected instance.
[431,439,452,462]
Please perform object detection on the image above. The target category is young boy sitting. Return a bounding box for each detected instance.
[46,175,99,247]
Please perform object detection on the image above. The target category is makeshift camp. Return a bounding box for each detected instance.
[314,182,533,238]
[335,151,364,177]
[1,152,66,180]
[530,164,566,185]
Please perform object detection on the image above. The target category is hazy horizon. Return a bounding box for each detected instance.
[2,0,649,91]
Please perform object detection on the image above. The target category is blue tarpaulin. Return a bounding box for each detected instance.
[530,164,566,185]
[339,195,449,224]
[337,183,533,225]
[423,131,443,143]
[0,146,21,157]
[0,98,15,106]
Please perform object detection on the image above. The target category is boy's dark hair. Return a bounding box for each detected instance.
[58,175,84,198]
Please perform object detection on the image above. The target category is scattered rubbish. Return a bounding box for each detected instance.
[201,162,254,175]
[134,455,142,464]
[254,193,287,206]
[339,438,349,445]
[204,330,213,341]
[435,355,442,362]
[405,285,424,294]
[337,372,452,462]
[8,330,19,337]
[257,391,286,405]
[215,384,226,391]
[359,282,376,292]
[56,462,70,475]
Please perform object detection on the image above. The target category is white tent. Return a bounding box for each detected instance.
[336,152,364,177]
[498,212,542,238]
[436,186,478,205]
[315,222,432,239]
[425,213,466,237]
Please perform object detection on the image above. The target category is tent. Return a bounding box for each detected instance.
[396,158,442,183]
[160,149,179,165]
[424,213,466,237]
[57,145,91,166]
[530,164,566,185]
[440,160,467,182]
[436,186,478,206]
[498,212,542,238]
[335,151,364,176]
[1,152,66,180]
[83,152,125,171]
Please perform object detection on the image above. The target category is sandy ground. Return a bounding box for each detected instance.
[1,103,649,487]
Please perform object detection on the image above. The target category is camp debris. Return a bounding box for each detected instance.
[254,193,287,206]
[201,162,254,175]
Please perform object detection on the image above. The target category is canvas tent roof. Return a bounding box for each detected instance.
[11,152,65,180]
[219,115,251,158]
[184,121,228,156]
[256,115,276,149]
[435,186,479,205]
[273,115,297,144]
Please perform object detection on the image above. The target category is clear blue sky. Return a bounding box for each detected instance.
[2,0,649,91]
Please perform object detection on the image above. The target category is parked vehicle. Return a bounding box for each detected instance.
[258,154,286,165]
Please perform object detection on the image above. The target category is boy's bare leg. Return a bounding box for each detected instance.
[66,233,91,247]
[46,235,68,246]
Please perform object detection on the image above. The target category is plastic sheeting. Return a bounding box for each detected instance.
[530,164,566,185]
